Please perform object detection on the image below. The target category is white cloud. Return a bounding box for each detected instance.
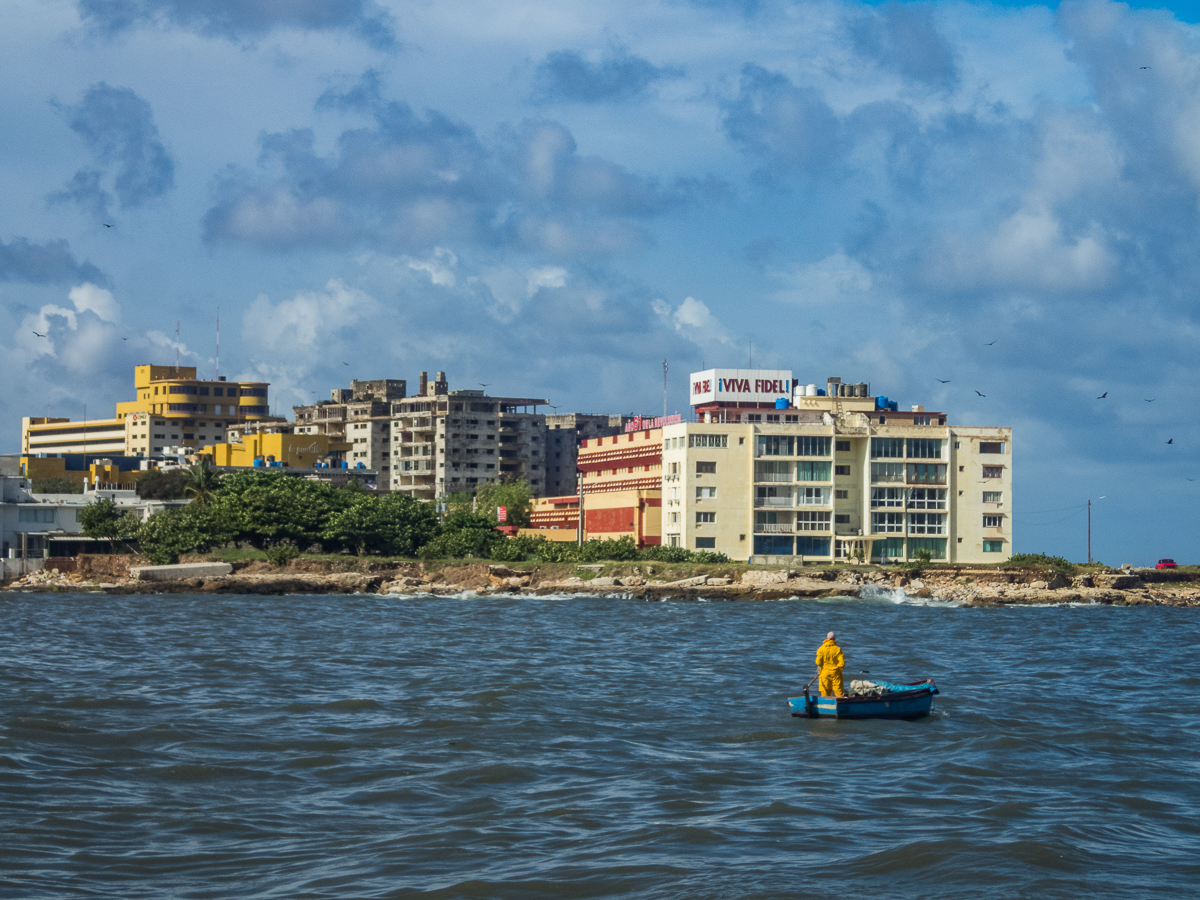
[406,247,459,287]
[68,283,120,323]
[653,295,732,346]
[242,279,375,356]
[773,253,873,305]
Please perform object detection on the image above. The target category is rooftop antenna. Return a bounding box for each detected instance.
[663,359,668,419]
[215,307,220,380]
[175,320,180,374]
[749,341,753,368]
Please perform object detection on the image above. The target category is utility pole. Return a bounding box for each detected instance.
[662,359,668,419]
[1087,499,1091,564]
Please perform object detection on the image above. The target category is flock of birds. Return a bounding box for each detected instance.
[934,339,1176,448]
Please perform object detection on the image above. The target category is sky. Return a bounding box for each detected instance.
[3,0,1200,564]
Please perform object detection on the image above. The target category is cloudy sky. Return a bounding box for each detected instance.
[3,0,1199,562]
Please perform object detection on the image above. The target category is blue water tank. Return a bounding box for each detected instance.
[775,397,790,409]
[253,458,264,467]
[888,401,898,411]
[355,462,365,469]
[816,388,826,396]
[876,396,889,410]
[341,461,348,469]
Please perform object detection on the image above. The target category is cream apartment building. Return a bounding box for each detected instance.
[661,370,1012,564]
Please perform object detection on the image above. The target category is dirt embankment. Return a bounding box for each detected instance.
[5,556,1198,606]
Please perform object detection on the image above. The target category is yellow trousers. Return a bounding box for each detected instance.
[819,669,845,697]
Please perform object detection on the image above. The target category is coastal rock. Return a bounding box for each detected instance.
[706,576,732,586]
[1046,573,1071,590]
[1030,580,1049,590]
[1073,574,1095,588]
[741,570,789,586]
[587,577,618,587]
[663,575,710,587]
[1094,574,1142,590]
[621,576,645,586]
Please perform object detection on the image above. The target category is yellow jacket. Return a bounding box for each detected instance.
[815,639,845,671]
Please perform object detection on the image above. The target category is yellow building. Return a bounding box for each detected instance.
[201,431,351,469]
[18,454,144,489]
[22,365,274,457]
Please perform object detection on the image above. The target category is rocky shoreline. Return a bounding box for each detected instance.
[4,557,1199,607]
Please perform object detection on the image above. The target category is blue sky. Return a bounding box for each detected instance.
[2,0,1199,564]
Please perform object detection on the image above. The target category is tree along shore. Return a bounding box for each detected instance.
[6,556,1199,607]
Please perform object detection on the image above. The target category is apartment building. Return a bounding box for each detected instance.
[293,378,406,490]
[658,369,1011,563]
[21,365,273,458]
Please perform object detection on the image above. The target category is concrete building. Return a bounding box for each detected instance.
[293,379,406,490]
[21,365,274,459]
[658,369,1011,563]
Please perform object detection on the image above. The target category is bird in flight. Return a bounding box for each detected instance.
[479,383,489,389]
[936,379,950,384]
[1144,398,1155,402]
[343,362,349,366]
[1097,392,1107,399]
[1187,478,1195,482]
[32,331,46,338]
[103,223,112,228]
[974,390,986,397]
[984,340,997,346]
[1167,438,1174,444]
[1140,66,1151,69]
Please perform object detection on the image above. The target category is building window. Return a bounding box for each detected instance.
[754,535,793,555]
[835,514,850,524]
[835,440,850,452]
[983,491,1003,503]
[835,489,849,499]
[871,487,904,508]
[908,488,947,509]
[871,438,904,458]
[757,435,793,456]
[983,540,1005,552]
[871,512,903,533]
[906,463,947,484]
[695,537,716,549]
[909,538,947,559]
[795,536,831,556]
[696,461,717,474]
[796,511,832,532]
[982,466,1004,479]
[983,515,1004,528]
[796,461,831,482]
[906,438,942,459]
[796,486,830,506]
[834,465,851,476]
[980,442,1006,454]
[696,512,715,523]
[19,508,56,523]
[914,416,930,426]
[689,434,727,448]
[796,436,831,456]
[755,460,792,482]
[871,462,904,483]
[696,486,716,498]
[908,513,946,535]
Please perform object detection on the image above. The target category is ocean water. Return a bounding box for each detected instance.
[2,590,1198,899]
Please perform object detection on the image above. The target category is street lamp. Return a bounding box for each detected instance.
[1088,496,1106,564]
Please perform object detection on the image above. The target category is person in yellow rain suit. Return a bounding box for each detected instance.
[815,631,846,697]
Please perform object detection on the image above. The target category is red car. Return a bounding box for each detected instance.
[1156,558,1178,569]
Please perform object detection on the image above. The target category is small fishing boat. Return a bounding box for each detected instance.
[788,677,939,720]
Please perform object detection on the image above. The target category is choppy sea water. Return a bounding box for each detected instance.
[2,590,1198,899]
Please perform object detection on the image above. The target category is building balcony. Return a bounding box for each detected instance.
[754,523,793,534]
[754,496,793,508]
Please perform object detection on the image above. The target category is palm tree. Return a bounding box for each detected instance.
[182,461,222,506]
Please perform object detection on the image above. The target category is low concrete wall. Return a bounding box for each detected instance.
[2,557,46,581]
[131,562,233,581]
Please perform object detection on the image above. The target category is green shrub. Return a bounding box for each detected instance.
[691,550,732,564]
[265,541,300,567]
[1008,552,1076,575]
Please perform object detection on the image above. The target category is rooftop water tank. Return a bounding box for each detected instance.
[816,389,826,396]
[876,396,889,410]
[775,398,790,409]
[253,458,264,467]
[856,383,868,397]
[807,384,817,397]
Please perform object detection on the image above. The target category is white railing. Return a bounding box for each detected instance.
[754,496,792,507]
[754,523,793,533]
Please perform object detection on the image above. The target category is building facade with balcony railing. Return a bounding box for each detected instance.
[660,414,1011,564]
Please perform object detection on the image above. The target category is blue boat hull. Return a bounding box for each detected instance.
[788,679,938,720]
